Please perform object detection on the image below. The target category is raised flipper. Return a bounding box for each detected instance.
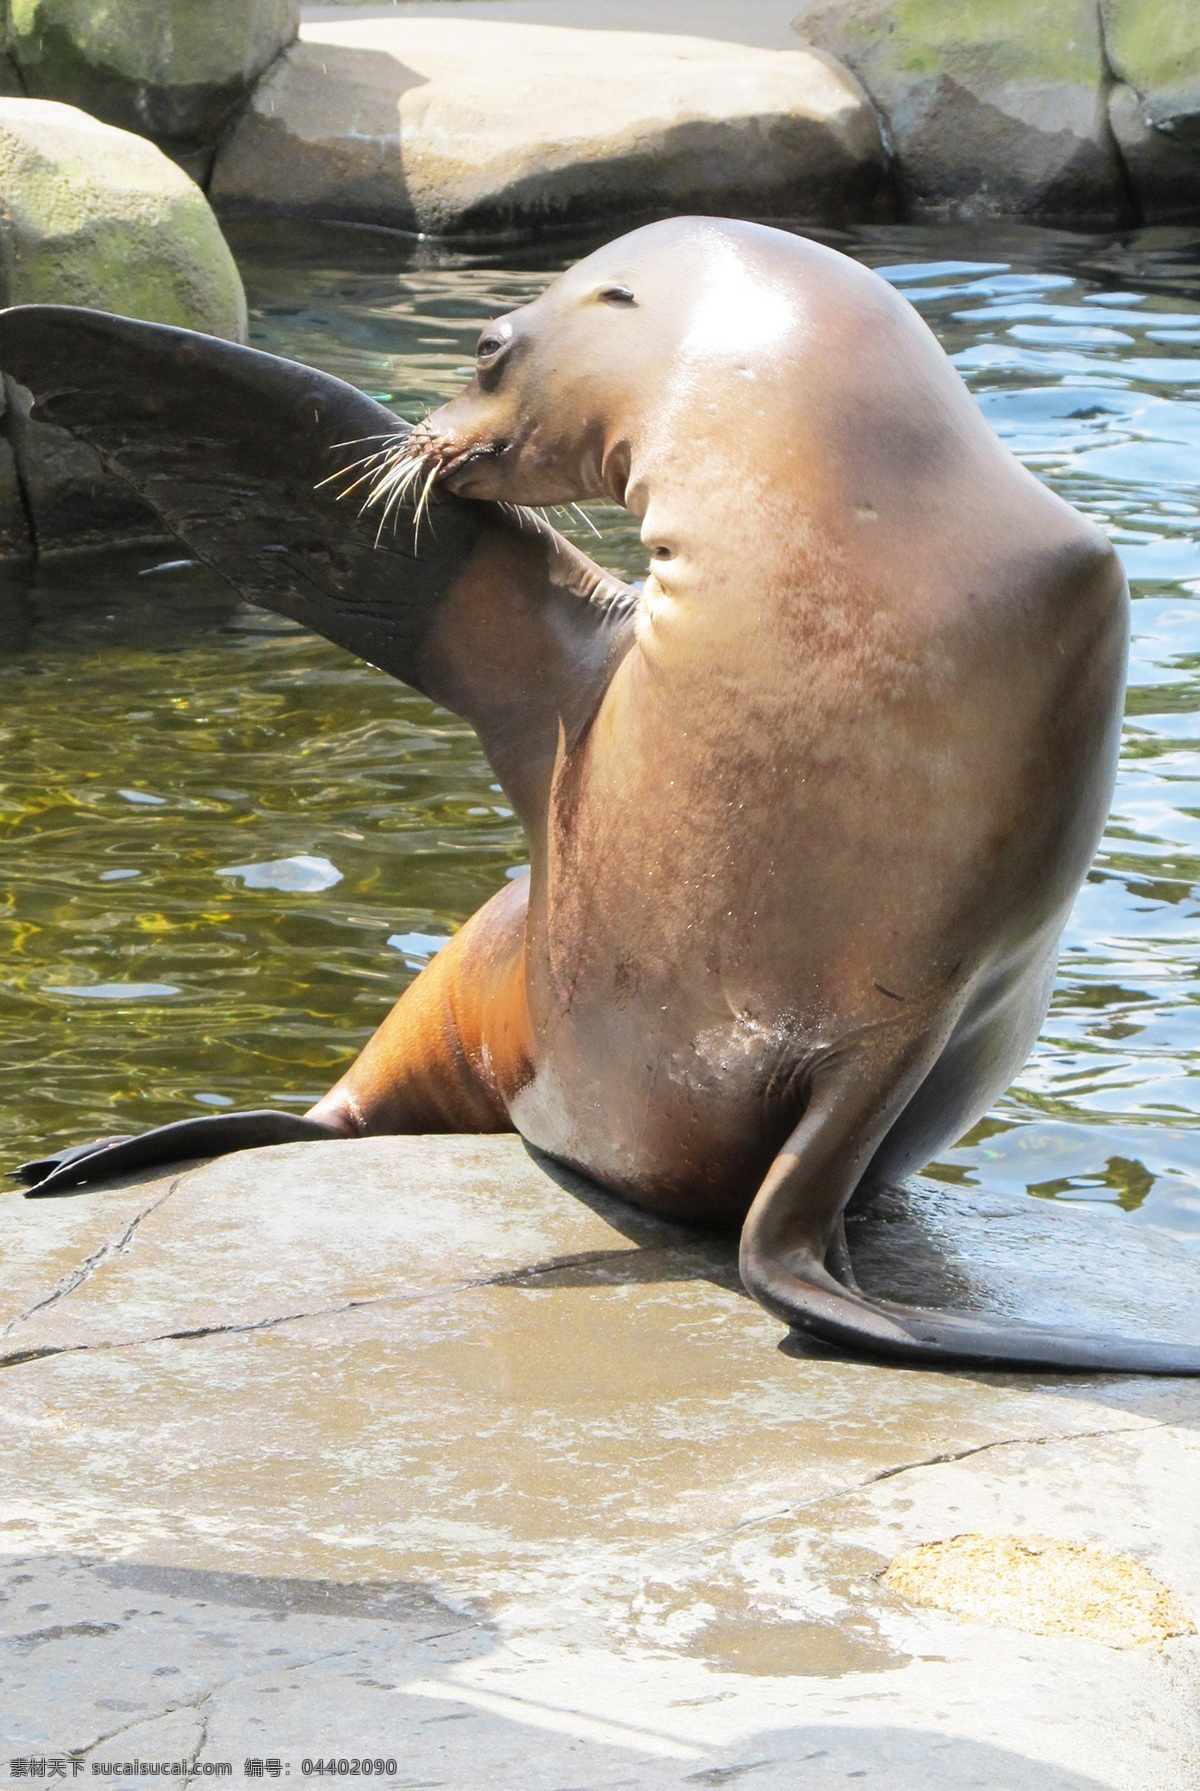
[0,305,637,1193]
[16,1113,347,1198]
[0,305,637,828]
[740,1062,1200,1375]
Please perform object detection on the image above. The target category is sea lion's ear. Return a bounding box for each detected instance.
[0,305,636,825]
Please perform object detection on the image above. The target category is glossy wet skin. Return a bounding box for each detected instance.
[329,220,1126,1229]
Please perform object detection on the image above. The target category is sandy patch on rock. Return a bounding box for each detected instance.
[885,1533,1195,1649]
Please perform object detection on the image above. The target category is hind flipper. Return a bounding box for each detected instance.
[740,1067,1200,1376]
[0,305,636,826]
[17,1111,348,1198]
[18,880,531,1198]
[15,1135,134,1186]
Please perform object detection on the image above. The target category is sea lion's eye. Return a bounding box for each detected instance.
[476,326,510,365]
[598,286,636,307]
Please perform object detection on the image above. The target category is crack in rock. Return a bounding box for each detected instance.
[854,1420,1163,1488]
[613,1418,1169,1588]
[0,1245,641,1370]
[71,1686,216,1764]
[66,1641,364,1765]
[182,1709,210,1791]
[1,1176,185,1340]
[800,1418,1168,1524]
[1094,0,1142,226]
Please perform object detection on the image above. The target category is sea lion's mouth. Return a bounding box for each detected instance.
[323,423,510,541]
[439,439,509,490]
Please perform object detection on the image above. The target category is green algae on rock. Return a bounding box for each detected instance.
[8,0,298,173]
[0,100,246,336]
[792,0,1127,222]
[1102,0,1200,221]
[1102,0,1200,130]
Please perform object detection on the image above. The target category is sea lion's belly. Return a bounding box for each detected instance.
[510,591,1117,1220]
[514,771,973,1220]
[509,988,812,1224]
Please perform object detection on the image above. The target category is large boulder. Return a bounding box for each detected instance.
[1102,0,1200,221]
[8,0,299,177]
[791,0,1126,223]
[210,17,893,234]
[0,99,247,554]
[0,100,246,333]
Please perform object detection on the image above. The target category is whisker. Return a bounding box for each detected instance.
[372,451,433,543]
[379,461,426,534]
[379,454,428,510]
[412,459,442,547]
[316,447,394,493]
[364,448,424,510]
[570,502,603,537]
[327,430,407,451]
[334,463,394,501]
[326,419,445,549]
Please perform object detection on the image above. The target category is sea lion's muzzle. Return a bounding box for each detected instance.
[437,437,510,495]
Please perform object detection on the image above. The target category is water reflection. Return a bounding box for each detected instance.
[2,216,1200,1246]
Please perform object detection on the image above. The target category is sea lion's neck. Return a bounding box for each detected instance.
[605,396,806,624]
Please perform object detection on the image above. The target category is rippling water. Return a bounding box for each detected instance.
[3,216,1200,1247]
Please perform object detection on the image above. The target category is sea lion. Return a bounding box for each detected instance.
[2,217,1196,1374]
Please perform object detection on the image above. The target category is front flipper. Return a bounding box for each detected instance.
[0,305,637,829]
[740,1064,1200,1376]
[16,1111,347,1198]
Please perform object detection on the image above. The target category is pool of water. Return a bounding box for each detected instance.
[3,214,1200,1248]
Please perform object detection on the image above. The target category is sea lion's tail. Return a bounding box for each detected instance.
[739,1065,1200,1376]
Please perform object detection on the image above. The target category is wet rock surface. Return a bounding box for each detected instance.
[211,16,892,234]
[2,1134,1198,1785]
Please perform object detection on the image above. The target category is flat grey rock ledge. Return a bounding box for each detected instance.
[2,1134,1199,1787]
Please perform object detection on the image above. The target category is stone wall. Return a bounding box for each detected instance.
[790,0,1200,223]
[0,0,1194,228]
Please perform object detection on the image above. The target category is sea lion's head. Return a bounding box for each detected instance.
[425,266,657,507]
[405,239,673,511]
[353,218,811,523]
